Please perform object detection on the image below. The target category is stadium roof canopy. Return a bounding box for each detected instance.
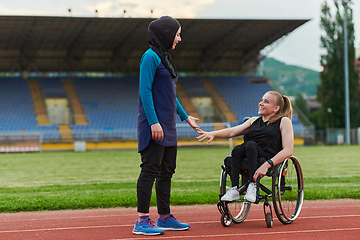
[0,16,308,74]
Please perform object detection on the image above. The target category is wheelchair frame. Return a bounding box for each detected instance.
[217,155,304,228]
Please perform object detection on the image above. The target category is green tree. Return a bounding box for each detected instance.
[317,0,360,128]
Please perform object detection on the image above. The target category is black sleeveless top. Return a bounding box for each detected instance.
[248,117,283,157]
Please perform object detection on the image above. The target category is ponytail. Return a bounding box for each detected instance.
[268,91,293,124]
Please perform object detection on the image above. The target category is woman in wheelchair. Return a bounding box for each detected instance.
[197,91,294,203]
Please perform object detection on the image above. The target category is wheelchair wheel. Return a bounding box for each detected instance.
[265,212,273,228]
[223,199,251,224]
[220,168,251,224]
[272,156,304,224]
[220,212,232,227]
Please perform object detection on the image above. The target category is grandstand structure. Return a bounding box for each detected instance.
[0,16,312,152]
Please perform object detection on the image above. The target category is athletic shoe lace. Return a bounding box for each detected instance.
[143,219,156,227]
[169,215,178,221]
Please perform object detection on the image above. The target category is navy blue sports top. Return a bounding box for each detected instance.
[137,48,188,152]
[248,117,283,157]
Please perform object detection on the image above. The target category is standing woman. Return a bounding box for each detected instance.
[133,16,200,236]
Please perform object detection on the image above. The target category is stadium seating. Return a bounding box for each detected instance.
[178,77,210,97]
[70,77,139,139]
[0,77,36,131]
[211,76,271,125]
[0,75,306,143]
[0,77,60,139]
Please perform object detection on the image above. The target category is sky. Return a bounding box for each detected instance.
[0,0,359,72]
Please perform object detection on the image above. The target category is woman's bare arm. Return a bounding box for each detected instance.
[196,117,258,143]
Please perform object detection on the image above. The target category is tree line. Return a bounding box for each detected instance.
[296,0,360,130]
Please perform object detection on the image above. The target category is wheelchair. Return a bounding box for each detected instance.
[217,152,304,228]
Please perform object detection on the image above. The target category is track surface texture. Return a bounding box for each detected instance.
[0,200,359,240]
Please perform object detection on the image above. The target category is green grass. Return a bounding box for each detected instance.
[0,145,359,213]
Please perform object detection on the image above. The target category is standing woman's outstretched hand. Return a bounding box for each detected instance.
[185,116,201,133]
[151,123,164,141]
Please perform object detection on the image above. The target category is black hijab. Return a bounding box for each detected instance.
[148,16,180,78]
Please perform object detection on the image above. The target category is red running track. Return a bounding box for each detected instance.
[0,200,359,240]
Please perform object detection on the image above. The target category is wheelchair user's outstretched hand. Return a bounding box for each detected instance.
[196,130,215,144]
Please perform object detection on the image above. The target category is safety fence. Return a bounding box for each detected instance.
[0,122,318,152]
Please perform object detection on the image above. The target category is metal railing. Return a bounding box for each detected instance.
[0,121,321,153]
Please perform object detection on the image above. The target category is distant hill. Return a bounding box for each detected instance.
[263,58,320,97]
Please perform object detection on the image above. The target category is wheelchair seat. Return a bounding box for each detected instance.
[223,154,274,177]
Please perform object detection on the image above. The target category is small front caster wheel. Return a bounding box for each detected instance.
[265,212,273,228]
[220,212,232,227]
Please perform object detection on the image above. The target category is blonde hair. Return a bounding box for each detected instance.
[267,91,293,124]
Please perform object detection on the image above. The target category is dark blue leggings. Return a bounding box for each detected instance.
[231,141,271,187]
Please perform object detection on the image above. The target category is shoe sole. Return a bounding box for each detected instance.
[221,198,240,202]
[157,226,190,231]
[221,195,241,201]
[244,196,256,203]
[132,230,164,235]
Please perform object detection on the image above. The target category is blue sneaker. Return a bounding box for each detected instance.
[132,217,165,235]
[157,214,190,231]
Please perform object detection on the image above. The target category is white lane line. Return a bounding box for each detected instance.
[112,227,360,240]
[0,214,121,223]
[1,212,359,224]
[0,225,125,233]
[298,214,360,219]
[1,205,360,223]
[1,214,360,234]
